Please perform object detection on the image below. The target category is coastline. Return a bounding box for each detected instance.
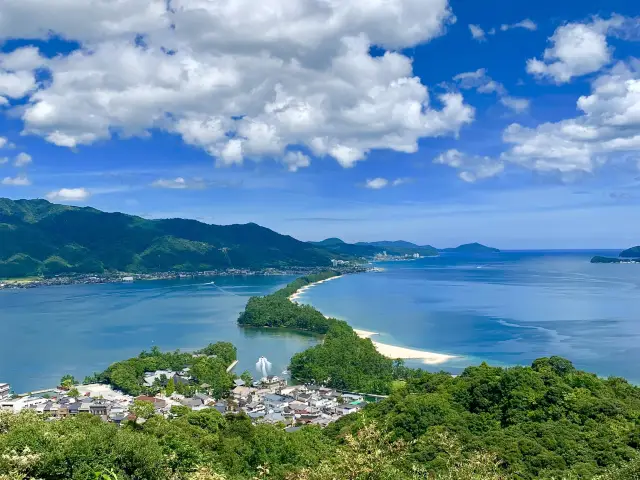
[287,274,457,365]
[353,329,456,365]
[288,275,342,303]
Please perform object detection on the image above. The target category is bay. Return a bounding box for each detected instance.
[0,276,320,393]
[3,250,640,393]
[299,250,640,383]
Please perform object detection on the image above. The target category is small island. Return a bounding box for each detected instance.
[590,245,640,264]
[440,242,500,253]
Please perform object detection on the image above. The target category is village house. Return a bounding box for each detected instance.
[0,383,10,399]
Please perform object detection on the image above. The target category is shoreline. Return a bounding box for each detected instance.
[353,329,456,365]
[287,274,457,365]
[288,275,342,303]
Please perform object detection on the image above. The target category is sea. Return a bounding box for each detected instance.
[2,250,640,393]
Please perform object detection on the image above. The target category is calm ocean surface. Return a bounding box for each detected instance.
[2,250,639,392]
[300,250,640,383]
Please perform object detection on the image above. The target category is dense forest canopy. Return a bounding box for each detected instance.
[0,198,340,278]
[237,272,341,334]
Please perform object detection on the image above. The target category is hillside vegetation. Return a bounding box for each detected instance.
[2,355,640,479]
[0,198,336,278]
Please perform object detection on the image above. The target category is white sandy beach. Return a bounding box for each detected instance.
[353,329,456,365]
[288,275,341,303]
[287,276,456,366]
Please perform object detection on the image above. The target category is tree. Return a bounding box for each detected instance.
[60,374,77,389]
[67,387,80,399]
[198,342,237,366]
[130,400,155,419]
[240,371,253,385]
[166,378,176,396]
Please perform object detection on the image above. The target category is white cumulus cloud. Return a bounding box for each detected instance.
[453,68,530,113]
[526,15,634,84]
[2,174,31,186]
[500,96,531,113]
[469,25,486,42]
[501,19,537,32]
[14,152,32,167]
[0,137,7,148]
[365,178,389,189]
[46,187,91,201]
[0,0,474,169]
[502,61,640,173]
[434,149,504,182]
[282,151,311,172]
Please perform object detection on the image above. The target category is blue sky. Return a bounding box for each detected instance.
[0,0,639,248]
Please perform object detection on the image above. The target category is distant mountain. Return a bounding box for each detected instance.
[312,238,438,257]
[441,242,500,253]
[0,198,338,278]
[311,238,346,247]
[355,240,438,257]
[619,246,640,258]
[310,239,381,257]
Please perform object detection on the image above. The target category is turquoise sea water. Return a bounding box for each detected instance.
[0,276,320,393]
[299,250,640,383]
[2,250,639,393]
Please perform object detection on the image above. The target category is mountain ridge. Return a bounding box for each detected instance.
[0,198,338,278]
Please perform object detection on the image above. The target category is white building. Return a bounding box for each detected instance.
[0,396,47,413]
[0,383,10,399]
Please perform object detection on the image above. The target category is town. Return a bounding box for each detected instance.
[0,264,368,290]
[0,369,370,430]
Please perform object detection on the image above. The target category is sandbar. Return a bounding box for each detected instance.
[288,275,341,303]
[353,329,456,365]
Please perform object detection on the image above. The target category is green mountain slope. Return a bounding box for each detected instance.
[441,242,500,253]
[0,198,335,277]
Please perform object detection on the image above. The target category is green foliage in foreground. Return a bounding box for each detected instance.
[329,356,640,480]
[237,272,341,334]
[94,344,235,396]
[2,396,638,480]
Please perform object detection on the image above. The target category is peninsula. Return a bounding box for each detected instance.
[238,270,456,395]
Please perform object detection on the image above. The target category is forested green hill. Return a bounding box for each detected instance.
[0,198,337,277]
